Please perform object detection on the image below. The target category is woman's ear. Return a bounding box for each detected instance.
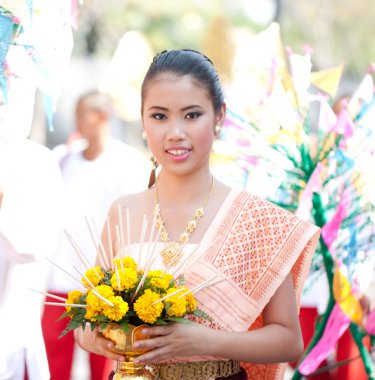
[214,102,226,136]
[216,102,226,126]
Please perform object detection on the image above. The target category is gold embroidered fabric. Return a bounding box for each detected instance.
[151,360,241,380]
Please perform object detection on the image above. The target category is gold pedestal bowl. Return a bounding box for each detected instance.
[102,324,153,380]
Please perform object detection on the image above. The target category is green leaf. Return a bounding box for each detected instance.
[58,329,71,339]
[178,275,185,285]
[95,315,110,323]
[193,309,211,321]
[119,322,131,332]
[57,311,69,321]
[166,317,192,324]
[155,318,168,325]
[98,323,108,332]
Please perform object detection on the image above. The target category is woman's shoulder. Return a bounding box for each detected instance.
[236,190,319,233]
[232,188,297,219]
[109,189,152,215]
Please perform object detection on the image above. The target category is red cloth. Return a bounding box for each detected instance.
[336,328,371,379]
[290,307,333,380]
[42,293,113,380]
[294,307,371,380]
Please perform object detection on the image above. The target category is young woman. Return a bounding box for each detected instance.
[76,49,320,380]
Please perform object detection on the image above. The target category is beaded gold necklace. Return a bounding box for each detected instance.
[153,176,215,267]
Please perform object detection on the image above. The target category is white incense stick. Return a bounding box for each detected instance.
[84,217,106,269]
[64,230,102,281]
[118,204,125,250]
[152,287,185,305]
[179,275,224,298]
[130,235,157,304]
[90,217,110,269]
[115,262,122,291]
[45,257,86,291]
[30,289,67,302]
[115,225,124,271]
[126,208,131,250]
[64,231,90,270]
[143,229,161,274]
[145,211,157,267]
[72,265,114,307]
[183,237,220,275]
[44,302,88,308]
[171,244,201,277]
[138,215,148,269]
[106,217,114,269]
[187,277,224,296]
[133,230,161,300]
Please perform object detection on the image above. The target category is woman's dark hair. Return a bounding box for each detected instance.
[141,49,224,113]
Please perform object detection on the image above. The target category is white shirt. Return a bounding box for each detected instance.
[47,138,150,293]
[0,139,63,380]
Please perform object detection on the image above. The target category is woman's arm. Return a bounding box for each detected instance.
[133,272,304,364]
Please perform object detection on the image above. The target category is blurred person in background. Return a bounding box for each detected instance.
[0,139,63,380]
[42,90,150,380]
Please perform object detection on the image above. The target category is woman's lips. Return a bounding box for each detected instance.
[165,148,191,161]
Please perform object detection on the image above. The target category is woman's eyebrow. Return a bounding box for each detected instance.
[148,106,168,111]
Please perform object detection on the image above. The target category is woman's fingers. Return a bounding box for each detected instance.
[142,324,174,337]
[135,345,172,364]
[134,336,164,351]
[75,326,125,361]
[95,334,126,361]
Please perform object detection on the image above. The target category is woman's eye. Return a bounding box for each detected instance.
[186,112,201,119]
[151,113,166,120]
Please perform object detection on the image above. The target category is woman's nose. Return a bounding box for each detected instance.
[166,120,186,140]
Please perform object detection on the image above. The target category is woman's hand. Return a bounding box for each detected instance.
[75,325,126,361]
[133,323,210,364]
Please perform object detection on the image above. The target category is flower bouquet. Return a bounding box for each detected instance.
[39,213,219,380]
[59,257,204,337]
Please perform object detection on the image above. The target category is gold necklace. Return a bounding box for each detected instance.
[153,176,215,267]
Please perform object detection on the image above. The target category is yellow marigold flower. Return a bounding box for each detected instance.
[150,277,170,290]
[133,289,163,324]
[186,293,197,313]
[102,296,129,322]
[163,273,174,284]
[165,287,187,318]
[114,256,137,270]
[82,267,104,287]
[175,286,196,312]
[65,290,83,312]
[81,267,105,288]
[111,267,138,291]
[148,271,173,290]
[85,307,100,321]
[86,285,114,311]
[147,270,163,278]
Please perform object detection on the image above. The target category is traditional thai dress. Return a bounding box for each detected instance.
[117,189,320,380]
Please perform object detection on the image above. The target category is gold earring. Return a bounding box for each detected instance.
[142,131,147,140]
[214,124,221,135]
[148,156,159,189]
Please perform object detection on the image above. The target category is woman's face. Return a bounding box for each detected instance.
[142,73,225,177]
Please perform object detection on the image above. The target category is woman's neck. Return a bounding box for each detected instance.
[155,168,213,206]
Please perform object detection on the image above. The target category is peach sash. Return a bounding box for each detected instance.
[184,189,320,379]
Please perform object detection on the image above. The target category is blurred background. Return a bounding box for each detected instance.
[28,0,375,153]
[2,1,374,379]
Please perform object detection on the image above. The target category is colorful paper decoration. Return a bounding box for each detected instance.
[212,22,375,378]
